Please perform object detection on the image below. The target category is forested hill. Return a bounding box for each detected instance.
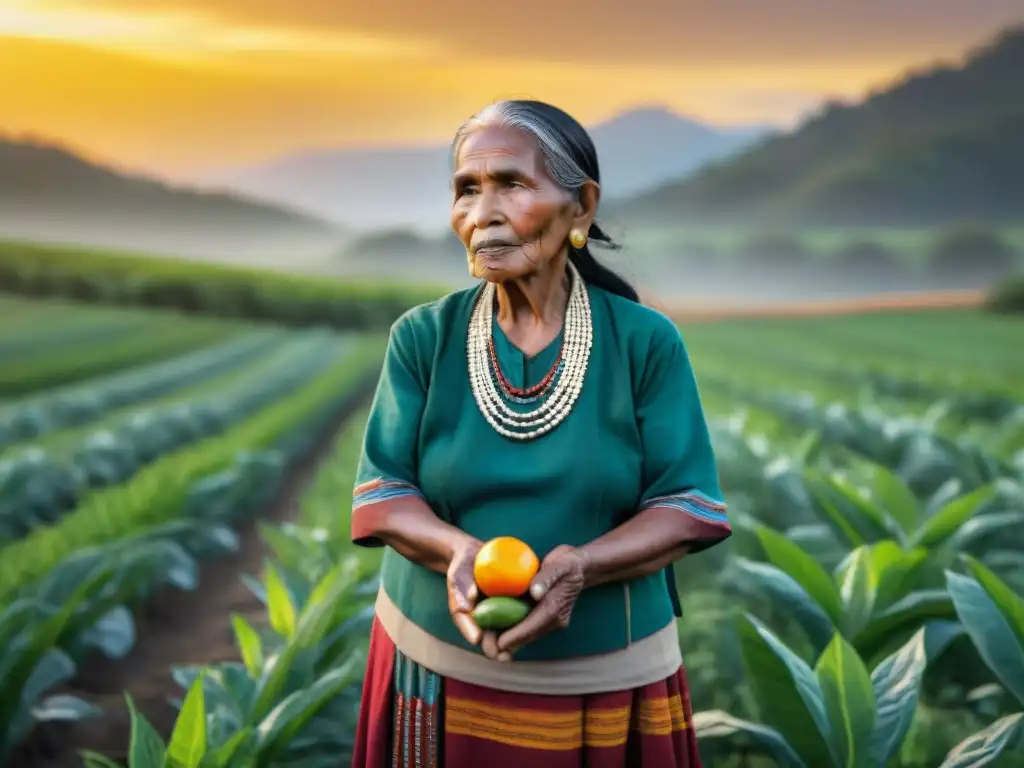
[0,137,340,259]
[610,26,1024,228]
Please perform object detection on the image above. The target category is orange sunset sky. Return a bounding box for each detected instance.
[2,0,1022,175]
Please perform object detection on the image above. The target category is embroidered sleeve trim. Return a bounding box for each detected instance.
[353,477,425,510]
[641,490,729,526]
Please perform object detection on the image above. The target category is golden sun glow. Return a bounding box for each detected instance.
[3,0,1020,174]
[0,0,437,61]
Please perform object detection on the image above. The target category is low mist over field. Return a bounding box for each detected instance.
[332,223,1023,304]
[3,23,1024,302]
[196,108,773,232]
[330,27,1024,301]
[0,137,344,268]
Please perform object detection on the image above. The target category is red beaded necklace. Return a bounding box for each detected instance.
[487,333,563,399]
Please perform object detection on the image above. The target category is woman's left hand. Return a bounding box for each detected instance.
[495,544,589,661]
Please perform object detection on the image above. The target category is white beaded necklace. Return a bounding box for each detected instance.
[467,261,593,441]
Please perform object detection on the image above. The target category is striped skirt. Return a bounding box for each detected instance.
[352,618,703,767]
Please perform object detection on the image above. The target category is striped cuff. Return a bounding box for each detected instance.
[351,478,425,547]
[641,490,731,548]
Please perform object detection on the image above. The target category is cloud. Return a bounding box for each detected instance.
[0,0,441,61]
[6,0,1022,174]
[0,31,898,175]
[36,0,1024,66]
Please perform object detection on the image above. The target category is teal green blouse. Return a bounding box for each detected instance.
[351,282,730,661]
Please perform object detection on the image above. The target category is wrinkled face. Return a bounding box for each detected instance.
[451,125,579,282]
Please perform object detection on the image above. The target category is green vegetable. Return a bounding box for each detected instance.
[472,597,531,630]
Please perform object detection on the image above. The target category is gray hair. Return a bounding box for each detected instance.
[450,99,637,300]
[451,101,591,198]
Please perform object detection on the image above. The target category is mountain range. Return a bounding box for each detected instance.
[2,23,1021,266]
[609,25,1024,228]
[194,108,773,232]
[0,137,341,265]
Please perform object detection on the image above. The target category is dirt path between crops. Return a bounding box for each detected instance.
[13,388,374,768]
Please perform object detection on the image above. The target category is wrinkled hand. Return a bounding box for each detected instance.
[447,537,484,646]
[495,545,589,662]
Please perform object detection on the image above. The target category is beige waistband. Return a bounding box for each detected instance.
[373,587,682,695]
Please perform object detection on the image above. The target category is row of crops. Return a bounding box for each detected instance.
[686,311,1024,465]
[0,294,389,761]
[675,310,1024,766]
[88,309,1024,765]
[96,411,380,766]
[683,420,1024,766]
[0,239,445,331]
[1,247,1022,766]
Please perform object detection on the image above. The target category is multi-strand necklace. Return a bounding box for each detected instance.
[467,261,593,441]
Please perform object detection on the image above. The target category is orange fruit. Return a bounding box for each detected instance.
[473,537,540,598]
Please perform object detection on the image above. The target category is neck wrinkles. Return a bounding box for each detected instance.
[494,254,570,328]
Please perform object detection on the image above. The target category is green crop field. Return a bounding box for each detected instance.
[0,248,1022,767]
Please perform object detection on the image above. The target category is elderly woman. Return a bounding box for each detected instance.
[350,99,731,768]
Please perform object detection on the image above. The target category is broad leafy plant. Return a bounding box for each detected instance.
[746,390,1017,501]
[695,616,928,767]
[0,525,232,759]
[804,463,999,560]
[82,554,376,767]
[937,556,1024,767]
[733,527,959,664]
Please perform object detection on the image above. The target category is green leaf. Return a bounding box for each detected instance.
[263,563,297,639]
[964,555,1024,648]
[755,526,845,626]
[693,710,807,768]
[868,628,927,764]
[253,656,362,762]
[737,614,834,767]
[734,558,836,656]
[923,620,966,663]
[31,693,102,723]
[258,524,320,573]
[866,463,919,539]
[20,649,76,707]
[231,615,264,678]
[793,430,823,466]
[200,728,253,767]
[4,647,78,745]
[804,471,869,548]
[291,556,361,650]
[165,675,207,768]
[938,712,1024,768]
[815,634,876,768]
[854,589,955,663]
[0,562,115,729]
[202,664,255,723]
[0,601,44,656]
[249,558,359,721]
[838,548,877,639]
[125,694,166,768]
[81,750,124,768]
[911,484,997,549]
[865,542,929,613]
[947,511,1024,553]
[785,524,845,564]
[945,570,1024,705]
[82,606,136,660]
[983,550,1024,577]
[808,471,898,545]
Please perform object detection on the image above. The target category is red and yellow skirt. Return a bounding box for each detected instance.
[352,618,703,767]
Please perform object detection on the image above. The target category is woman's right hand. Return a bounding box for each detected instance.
[447,536,484,646]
